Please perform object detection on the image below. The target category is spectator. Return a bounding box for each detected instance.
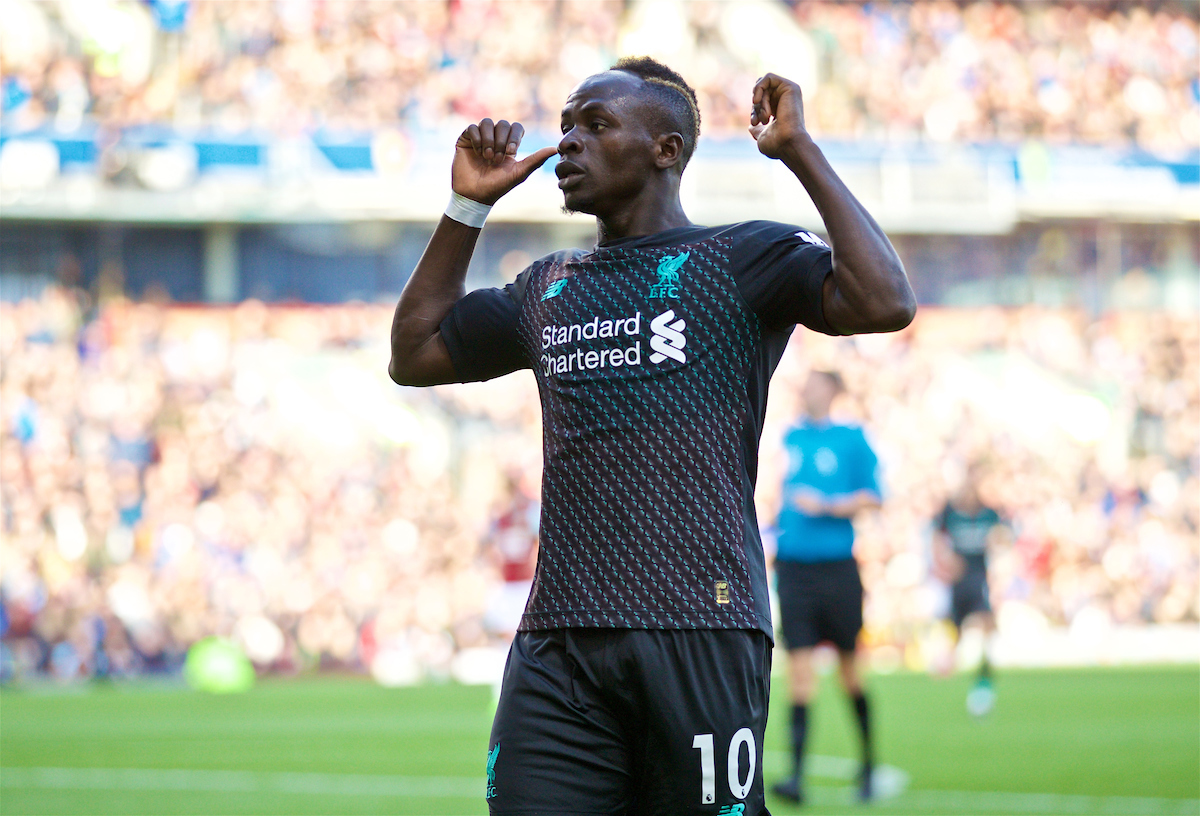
[2,1,1196,150]
[1,284,1195,680]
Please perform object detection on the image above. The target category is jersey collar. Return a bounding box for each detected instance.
[596,224,708,250]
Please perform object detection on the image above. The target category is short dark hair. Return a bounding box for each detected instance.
[811,369,845,392]
[611,56,701,169]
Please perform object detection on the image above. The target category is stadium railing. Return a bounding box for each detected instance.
[1,128,1197,231]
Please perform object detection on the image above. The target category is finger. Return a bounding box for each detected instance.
[507,122,525,157]
[479,118,495,161]
[757,93,772,124]
[462,123,482,152]
[765,73,801,120]
[751,78,774,123]
[511,146,557,182]
[748,123,766,141]
[493,120,512,164]
[760,73,787,117]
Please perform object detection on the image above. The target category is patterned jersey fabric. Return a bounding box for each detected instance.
[938,504,1003,575]
[440,221,835,637]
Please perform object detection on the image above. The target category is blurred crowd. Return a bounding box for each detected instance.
[2,286,1196,681]
[1,0,1196,150]
[0,290,525,681]
[757,308,1198,666]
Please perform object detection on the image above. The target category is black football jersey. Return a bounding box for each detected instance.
[440,220,836,637]
[938,504,1002,575]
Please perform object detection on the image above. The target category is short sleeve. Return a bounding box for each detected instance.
[936,506,950,533]
[438,272,531,383]
[729,221,837,335]
[853,430,882,496]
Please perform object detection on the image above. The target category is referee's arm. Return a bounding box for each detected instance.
[792,488,881,519]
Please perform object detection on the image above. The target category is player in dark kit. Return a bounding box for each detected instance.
[771,370,881,805]
[933,464,1005,716]
[388,57,915,814]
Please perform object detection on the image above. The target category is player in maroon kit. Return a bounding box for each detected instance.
[483,473,540,641]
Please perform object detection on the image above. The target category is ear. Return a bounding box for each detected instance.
[654,132,686,171]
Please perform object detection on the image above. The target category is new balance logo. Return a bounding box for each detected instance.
[649,309,686,364]
[717,805,745,816]
[795,230,829,248]
[541,279,568,301]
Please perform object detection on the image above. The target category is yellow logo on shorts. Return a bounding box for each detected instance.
[715,581,730,604]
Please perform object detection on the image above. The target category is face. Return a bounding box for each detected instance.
[556,72,668,216]
[957,466,984,507]
[802,372,838,417]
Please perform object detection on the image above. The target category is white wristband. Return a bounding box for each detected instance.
[445,191,492,228]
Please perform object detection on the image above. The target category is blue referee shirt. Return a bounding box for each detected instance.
[776,419,881,563]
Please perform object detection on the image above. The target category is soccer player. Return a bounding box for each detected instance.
[388,57,914,813]
[932,464,1004,716]
[483,472,540,642]
[771,370,881,805]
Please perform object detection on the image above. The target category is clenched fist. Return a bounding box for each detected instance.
[748,74,809,160]
[453,118,557,206]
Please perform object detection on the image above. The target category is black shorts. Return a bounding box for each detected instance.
[775,558,863,653]
[487,628,772,815]
[950,570,991,628]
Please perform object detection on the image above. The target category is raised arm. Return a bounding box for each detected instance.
[791,487,882,519]
[388,120,556,386]
[749,74,916,335]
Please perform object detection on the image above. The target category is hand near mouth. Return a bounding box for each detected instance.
[453,118,557,206]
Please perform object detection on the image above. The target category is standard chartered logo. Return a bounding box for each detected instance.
[539,308,687,376]
[649,309,687,364]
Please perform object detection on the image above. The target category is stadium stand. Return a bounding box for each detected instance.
[1,290,1195,679]
[1,1,1197,682]
[2,0,1196,147]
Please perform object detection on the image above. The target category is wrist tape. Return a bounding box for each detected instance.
[445,192,492,228]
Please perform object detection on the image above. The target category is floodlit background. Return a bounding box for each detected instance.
[0,1,1197,814]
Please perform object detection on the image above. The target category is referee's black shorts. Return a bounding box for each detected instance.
[775,557,864,653]
[486,627,772,815]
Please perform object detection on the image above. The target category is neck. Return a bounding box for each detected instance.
[954,495,982,513]
[806,409,830,423]
[594,183,691,245]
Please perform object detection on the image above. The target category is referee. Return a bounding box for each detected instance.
[772,370,881,805]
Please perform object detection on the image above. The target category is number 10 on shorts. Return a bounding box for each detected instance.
[692,728,756,803]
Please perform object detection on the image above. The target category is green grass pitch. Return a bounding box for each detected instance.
[2,664,1196,815]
